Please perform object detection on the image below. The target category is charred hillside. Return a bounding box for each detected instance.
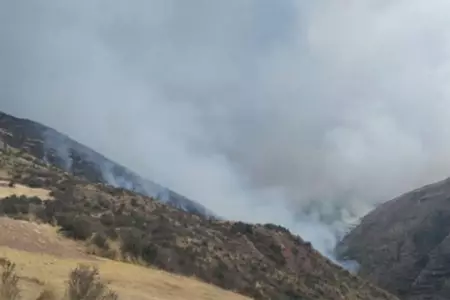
[0,111,213,217]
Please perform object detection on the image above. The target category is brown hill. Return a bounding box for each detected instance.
[0,111,398,300]
[337,177,450,300]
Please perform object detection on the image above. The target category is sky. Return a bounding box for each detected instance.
[2,0,450,256]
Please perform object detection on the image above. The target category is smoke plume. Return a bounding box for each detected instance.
[2,0,450,257]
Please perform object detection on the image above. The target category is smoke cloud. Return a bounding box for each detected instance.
[2,0,450,257]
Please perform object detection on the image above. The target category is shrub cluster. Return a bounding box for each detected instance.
[0,258,118,300]
[0,193,182,274]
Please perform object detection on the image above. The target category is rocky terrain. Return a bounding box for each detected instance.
[337,178,450,300]
[0,110,398,300]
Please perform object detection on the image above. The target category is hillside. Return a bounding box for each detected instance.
[0,178,249,300]
[336,177,450,299]
[0,222,250,300]
[0,111,399,300]
[0,111,213,217]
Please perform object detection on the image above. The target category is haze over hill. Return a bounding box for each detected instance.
[3,0,450,257]
[0,111,215,217]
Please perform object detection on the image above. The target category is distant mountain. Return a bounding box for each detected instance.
[0,111,215,217]
[336,177,450,300]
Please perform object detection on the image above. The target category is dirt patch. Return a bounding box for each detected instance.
[0,180,53,200]
[0,217,88,259]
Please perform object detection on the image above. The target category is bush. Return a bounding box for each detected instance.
[22,177,45,188]
[0,195,44,218]
[141,243,158,264]
[0,258,120,300]
[100,212,115,227]
[263,223,290,234]
[91,232,109,250]
[120,228,145,257]
[0,195,26,215]
[0,258,20,300]
[66,265,118,300]
[57,215,99,240]
[230,222,253,235]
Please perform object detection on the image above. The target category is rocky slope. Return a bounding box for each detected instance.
[336,177,450,300]
[0,111,398,300]
[0,111,214,217]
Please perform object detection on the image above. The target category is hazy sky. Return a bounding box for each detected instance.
[2,0,450,255]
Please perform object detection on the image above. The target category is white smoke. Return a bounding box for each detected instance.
[42,129,73,171]
[2,0,450,258]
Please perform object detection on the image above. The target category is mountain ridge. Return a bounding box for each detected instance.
[0,111,215,217]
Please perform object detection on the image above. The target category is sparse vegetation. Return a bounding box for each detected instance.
[0,258,118,300]
[0,246,251,300]
[0,189,397,300]
[0,110,399,300]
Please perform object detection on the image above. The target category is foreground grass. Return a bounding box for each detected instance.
[0,257,117,300]
[0,247,251,300]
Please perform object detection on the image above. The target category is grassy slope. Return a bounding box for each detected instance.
[0,246,251,300]
[0,177,250,300]
[0,139,399,300]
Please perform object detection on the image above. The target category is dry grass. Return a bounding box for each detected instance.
[0,217,250,300]
[0,180,52,200]
[0,218,87,259]
[0,247,251,300]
